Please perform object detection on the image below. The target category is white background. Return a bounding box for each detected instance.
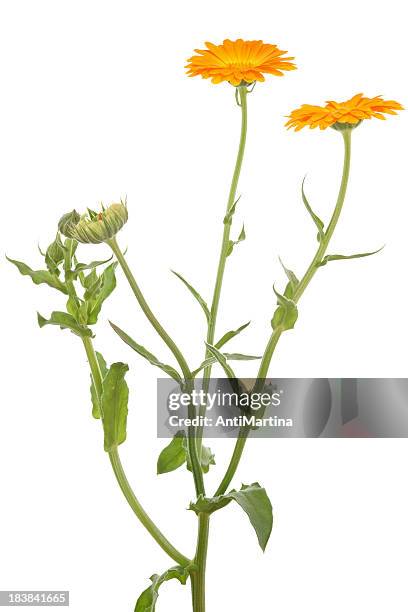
[1,0,408,610]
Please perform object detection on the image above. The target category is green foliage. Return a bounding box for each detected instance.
[171,270,210,322]
[7,256,68,294]
[157,432,215,475]
[90,352,108,419]
[109,322,183,385]
[271,286,298,331]
[301,177,325,242]
[226,223,246,256]
[101,362,129,452]
[204,343,237,379]
[189,483,273,551]
[135,566,190,612]
[317,246,384,267]
[37,311,93,338]
[191,352,261,377]
[215,321,251,349]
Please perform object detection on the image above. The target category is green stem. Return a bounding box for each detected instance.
[82,336,191,567]
[191,514,210,612]
[214,128,353,496]
[198,85,248,447]
[107,237,205,497]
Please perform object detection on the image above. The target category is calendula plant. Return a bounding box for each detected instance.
[8,38,403,612]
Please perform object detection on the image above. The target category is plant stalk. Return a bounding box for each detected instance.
[191,513,210,612]
[215,128,353,496]
[82,335,191,567]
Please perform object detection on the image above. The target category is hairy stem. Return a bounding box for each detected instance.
[82,336,191,567]
[215,128,353,496]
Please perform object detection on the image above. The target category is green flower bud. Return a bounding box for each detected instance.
[58,202,128,244]
[45,233,65,274]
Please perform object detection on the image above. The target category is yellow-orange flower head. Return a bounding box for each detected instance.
[186,39,296,86]
[286,94,403,131]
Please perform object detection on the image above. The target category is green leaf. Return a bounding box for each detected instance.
[271,286,298,331]
[227,483,273,552]
[7,256,68,294]
[37,311,93,338]
[101,362,129,452]
[90,352,108,419]
[279,258,299,299]
[171,270,210,322]
[157,432,187,474]
[189,483,273,552]
[135,566,189,612]
[204,343,237,379]
[215,321,251,349]
[186,443,215,474]
[226,223,246,257]
[191,352,261,378]
[86,262,118,324]
[301,177,325,242]
[223,195,241,225]
[73,255,113,274]
[109,321,183,385]
[317,246,384,267]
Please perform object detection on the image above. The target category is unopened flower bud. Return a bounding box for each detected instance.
[58,202,128,244]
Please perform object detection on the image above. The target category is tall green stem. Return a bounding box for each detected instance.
[82,335,190,567]
[107,237,205,497]
[191,514,210,612]
[215,128,353,496]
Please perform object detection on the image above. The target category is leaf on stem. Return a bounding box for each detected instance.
[279,258,299,299]
[90,351,108,419]
[135,566,190,612]
[223,195,241,225]
[37,311,93,338]
[271,286,298,331]
[191,352,261,378]
[72,255,113,275]
[189,483,273,551]
[171,270,210,322]
[86,262,118,324]
[101,362,129,452]
[316,246,384,267]
[226,224,246,257]
[301,177,325,242]
[204,343,237,379]
[6,256,68,294]
[109,321,183,385]
[183,438,215,474]
[157,432,187,474]
[215,321,251,349]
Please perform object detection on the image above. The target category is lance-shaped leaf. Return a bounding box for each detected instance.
[223,195,241,225]
[101,362,129,452]
[226,224,246,257]
[7,256,68,294]
[215,321,251,349]
[157,432,187,474]
[90,351,108,419]
[87,262,118,324]
[37,311,93,338]
[110,322,183,385]
[204,343,238,379]
[316,246,384,267]
[271,286,298,331]
[171,270,210,322]
[189,483,273,551]
[279,257,299,299]
[191,352,261,378]
[135,566,189,612]
[72,255,113,275]
[301,177,325,242]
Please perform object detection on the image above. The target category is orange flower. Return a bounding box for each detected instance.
[286,94,403,131]
[186,39,296,86]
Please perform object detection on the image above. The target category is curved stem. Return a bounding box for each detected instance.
[82,336,191,567]
[107,237,205,497]
[109,448,190,567]
[215,128,353,496]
